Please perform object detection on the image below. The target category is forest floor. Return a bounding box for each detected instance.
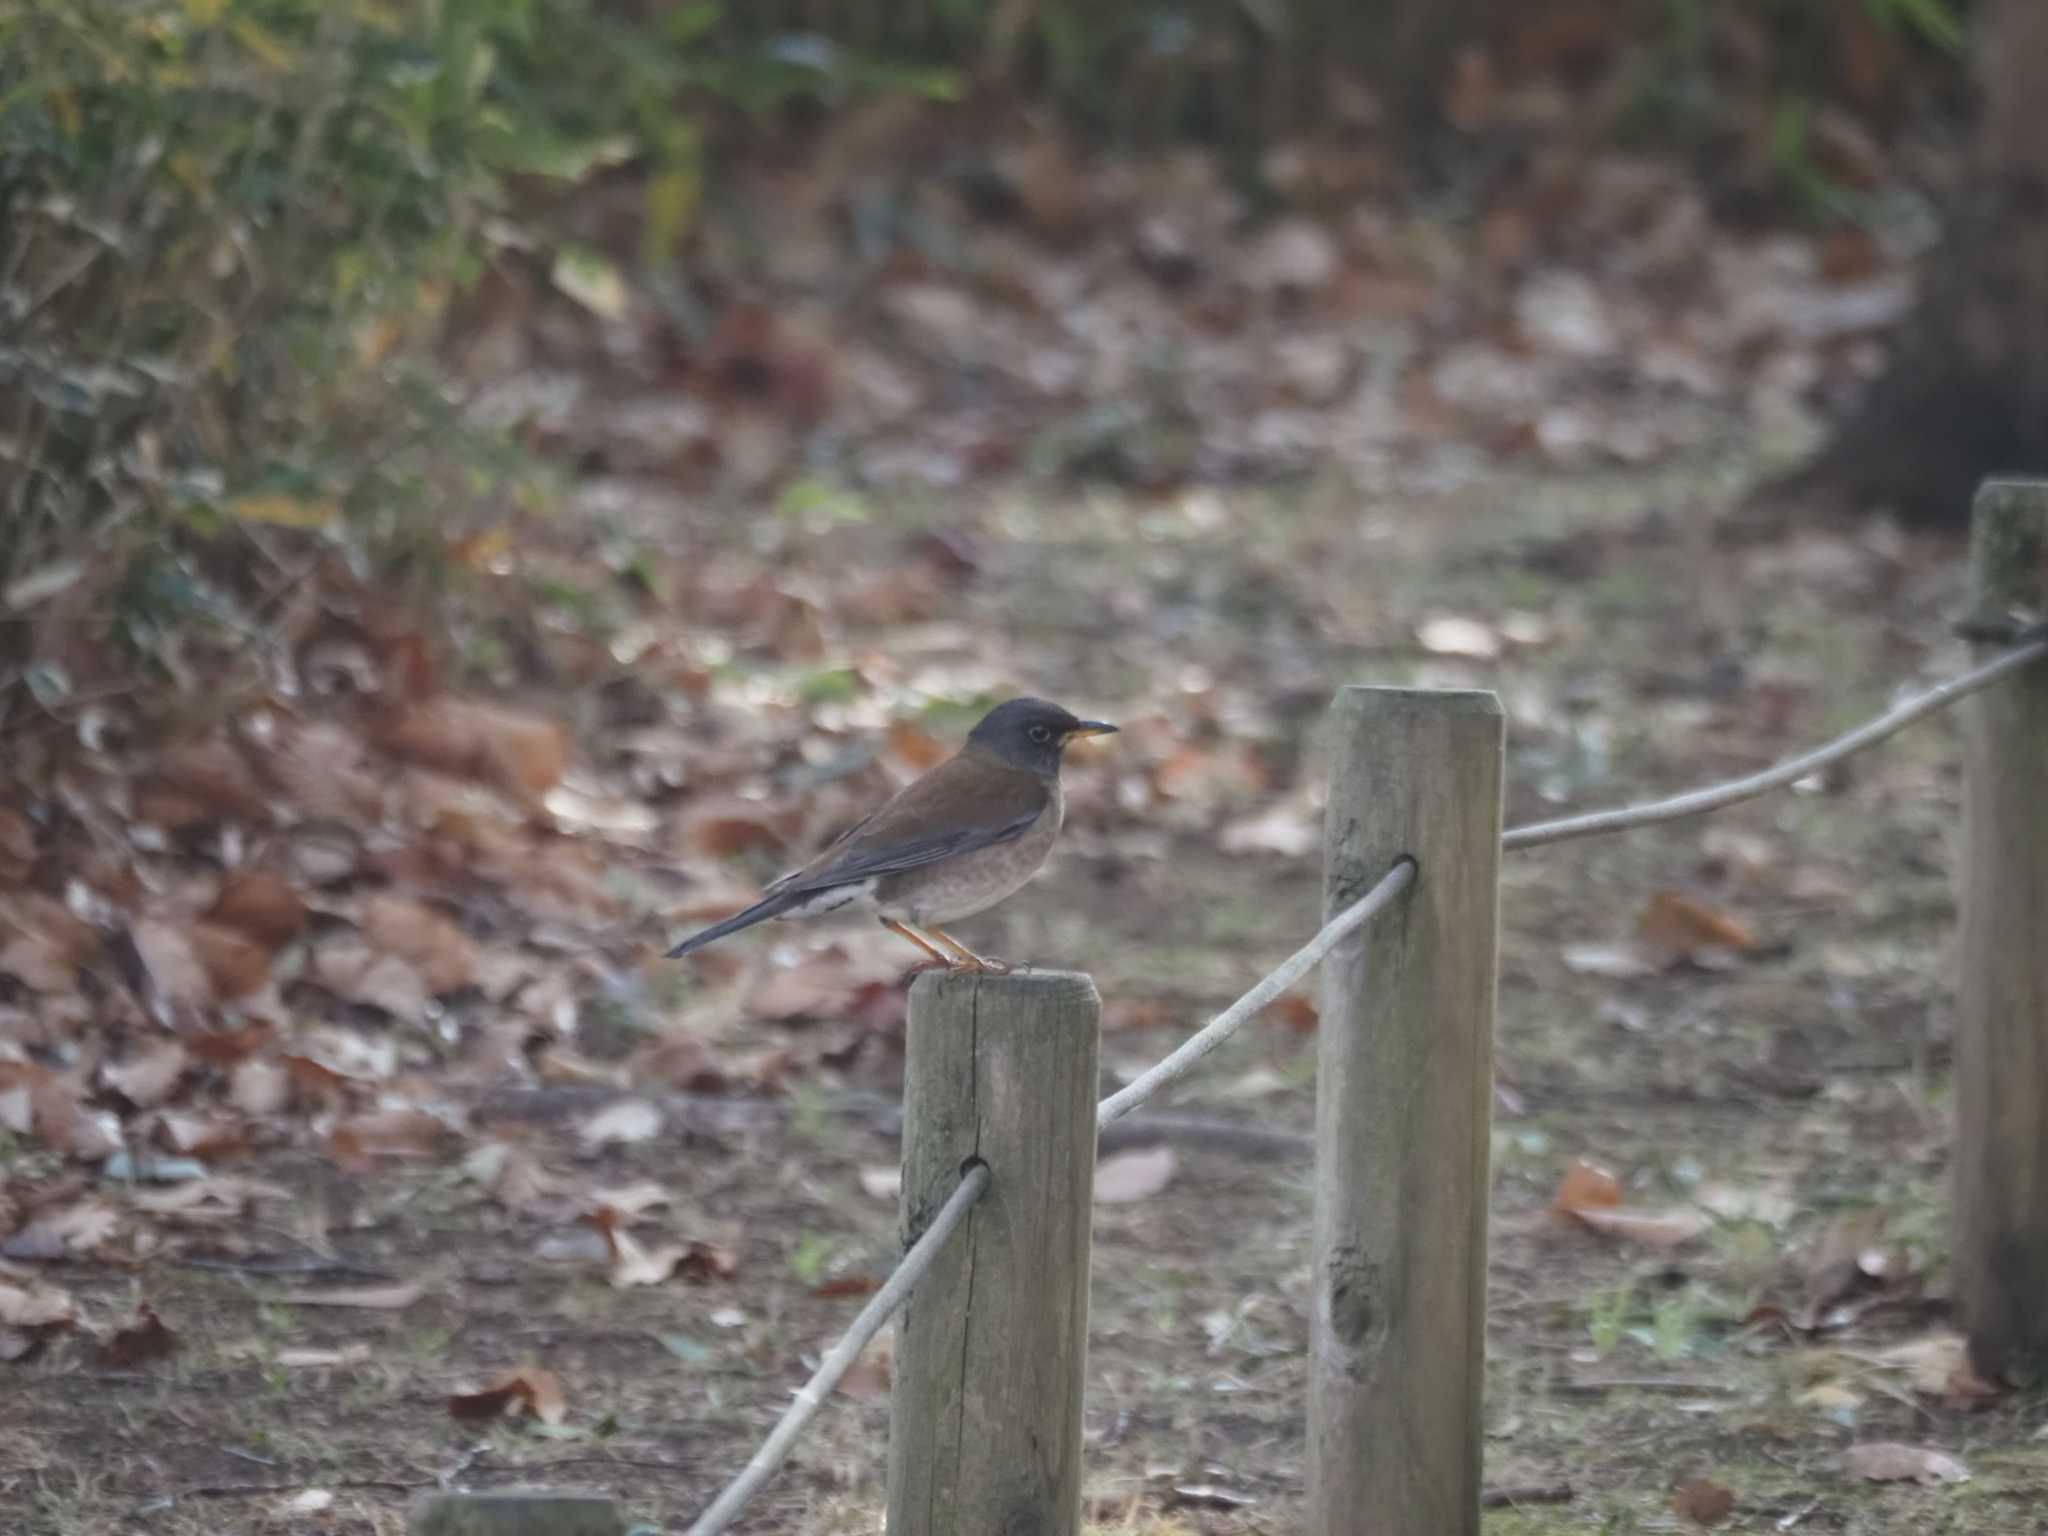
[9,447,2048,1535]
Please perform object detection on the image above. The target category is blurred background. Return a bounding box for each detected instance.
[5,2,2047,1532]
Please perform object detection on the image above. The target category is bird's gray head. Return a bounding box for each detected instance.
[966,697,1118,776]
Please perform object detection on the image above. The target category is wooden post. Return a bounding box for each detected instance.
[1312,687,1503,1536]
[887,969,1100,1536]
[1956,479,2048,1376]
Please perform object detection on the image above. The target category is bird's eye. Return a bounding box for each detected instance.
[1028,724,1052,744]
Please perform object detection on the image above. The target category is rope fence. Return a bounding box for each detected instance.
[1503,634,2048,851]
[680,598,2048,1533]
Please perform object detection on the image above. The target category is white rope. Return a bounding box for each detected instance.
[1502,637,2048,852]
[1096,858,1416,1126]
[683,1161,990,1536]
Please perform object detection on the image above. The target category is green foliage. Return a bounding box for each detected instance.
[0,0,951,680]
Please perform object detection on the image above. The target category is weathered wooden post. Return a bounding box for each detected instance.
[1956,478,2048,1377]
[887,969,1100,1536]
[1312,687,1503,1536]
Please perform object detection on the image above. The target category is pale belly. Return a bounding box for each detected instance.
[874,790,1062,926]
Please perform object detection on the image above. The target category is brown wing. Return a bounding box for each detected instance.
[772,750,1050,896]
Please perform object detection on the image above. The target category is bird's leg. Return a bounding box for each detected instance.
[881,918,952,970]
[928,927,1011,975]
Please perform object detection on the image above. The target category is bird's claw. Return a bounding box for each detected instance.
[944,956,1012,975]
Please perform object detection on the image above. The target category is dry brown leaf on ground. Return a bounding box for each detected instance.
[272,1280,424,1310]
[360,894,478,994]
[448,1365,567,1426]
[680,797,794,859]
[313,943,430,1023]
[1841,1443,1969,1485]
[462,1141,560,1213]
[1635,889,1756,968]
[859,1166,900,1201]
[1258,990,1319,1034]
[1670,1477,1734,1526]
[1572,1205,1711,1249]
[585,1181,671,1224]
[1417,614,1502,659]
[324,1109,452,1171]
[153,1109,246,1157]
[379,697,571,806]
[129,1176,288,1222]
[144,737,273,828]
[1095,1146,1177,1204]
[128,920,216,1014]
[100,1042,190,1110]
[185,921,274,1000]
[1551,1158,1623,1217]
[0,929,77,994]
[203,869,307,949]
[3,1197,119,1260]
[94,1301,177,1368]
[577,1098,663,1149]
[1874,1332,2005,1409]
[628,1031,725,1092]
[1801,1208,1888,1326]
[747,949,866,1023]
[0,1278,78,1330]
[229,1056,291,1116]
[604,1228,691,1288]
[835,1333,891,1400]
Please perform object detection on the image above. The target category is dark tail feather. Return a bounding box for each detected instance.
[666,890,798,958]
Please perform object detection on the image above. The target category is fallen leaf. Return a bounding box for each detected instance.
[129,1176,287,1221]
[275,1344,372,1368]
[677,1239,739,1282]
[1258,991,1319,1034]
[585,1181,670,1223]
[1094,1146,1177,1204]
[1636,889,1755,966]
[1417,614,1501,659]
[629,1032,726,1092]
[605,1229,690,1288]
[272,1280,424,1310]
[1219,806,1319,858]
[360,895,477,994]
[95,1301,177,1368]
[0,1279,78,1330]
[101,1042,191,1110]
[186,921,275,1000]
[4,1198,119,1259]
[747,950,863,1023]
[1560,942,1657,978]
[230,1057,292,1116]
[130,920,215,1012]
[1841,1443,1969,1485]
[448,1365,567,1426]
[578,1099,663,1149]
[1551,1158,1623,1217]
[325,1109,450,1170]
[1570,1205,1710,1249]
[1802,1208,1887,1326]
[1671,1478,1734,1526]
[859,1166,901,1201]
[682,799,791,858]
[835,1337,890,1400]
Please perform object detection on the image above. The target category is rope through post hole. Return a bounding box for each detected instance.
[1096,858,1415,1127]
[683,1162,990,1536]
[1503,637,2048,852]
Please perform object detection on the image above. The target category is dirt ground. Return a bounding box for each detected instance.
[10,457,2048,1535]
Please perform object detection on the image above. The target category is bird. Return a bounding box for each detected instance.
[666,698,1116,973]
